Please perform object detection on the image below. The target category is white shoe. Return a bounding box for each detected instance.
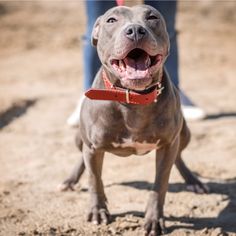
[67,95,85,127]
[181,105,206,121]
[180,90,206,121]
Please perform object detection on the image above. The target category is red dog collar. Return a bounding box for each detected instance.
[85,70,164,105]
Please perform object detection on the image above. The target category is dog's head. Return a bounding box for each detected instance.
[92,5,170,91]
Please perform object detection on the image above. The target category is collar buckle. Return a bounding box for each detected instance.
[157,82,164,94]
[126,89,130,103]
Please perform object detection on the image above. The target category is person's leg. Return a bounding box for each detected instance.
[68,0,116,126]
[83,0,116,90]
[146,1,205,120]
[146,1,178,87]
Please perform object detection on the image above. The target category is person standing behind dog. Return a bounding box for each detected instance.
[67,0,206,126]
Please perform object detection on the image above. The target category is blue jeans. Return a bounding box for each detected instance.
[83,0,179,90]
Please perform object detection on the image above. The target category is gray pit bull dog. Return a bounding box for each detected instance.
[60,5,209,235]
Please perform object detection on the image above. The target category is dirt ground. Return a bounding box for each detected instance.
[0,1,236,236]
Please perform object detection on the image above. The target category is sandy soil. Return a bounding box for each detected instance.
[0,2,236,235]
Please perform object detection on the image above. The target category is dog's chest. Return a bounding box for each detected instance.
[104,104,166,155]
[112,137,159,155]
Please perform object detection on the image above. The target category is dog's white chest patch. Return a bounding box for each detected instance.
[112,138,157,155]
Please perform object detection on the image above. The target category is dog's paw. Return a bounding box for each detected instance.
[87,206,110,225]
[144,217,166,236]
[57,180,76,192]
[183,174,210,194]
[186,182,209,194]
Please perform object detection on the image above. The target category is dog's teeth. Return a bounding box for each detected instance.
[119,60,125,70]
[146,57,151,68]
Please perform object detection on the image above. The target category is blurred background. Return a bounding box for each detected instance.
[0,1,236,235]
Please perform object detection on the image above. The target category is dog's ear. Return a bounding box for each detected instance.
[91,16,102,47]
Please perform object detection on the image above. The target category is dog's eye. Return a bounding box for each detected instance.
[107,17,117,23]
[147,15,159,21]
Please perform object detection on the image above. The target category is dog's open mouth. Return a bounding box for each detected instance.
[111,48,163,80]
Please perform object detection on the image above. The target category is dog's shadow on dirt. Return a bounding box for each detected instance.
[0,99,37,129]
[205,112,236,120]
[109,178,236,234]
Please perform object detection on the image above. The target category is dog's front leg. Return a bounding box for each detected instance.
[83,144,109,225]
[144,138,179,236]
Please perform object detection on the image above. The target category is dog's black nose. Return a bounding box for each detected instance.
[125,25,146,41]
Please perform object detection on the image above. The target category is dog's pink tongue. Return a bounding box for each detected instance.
[123,56,149,79]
